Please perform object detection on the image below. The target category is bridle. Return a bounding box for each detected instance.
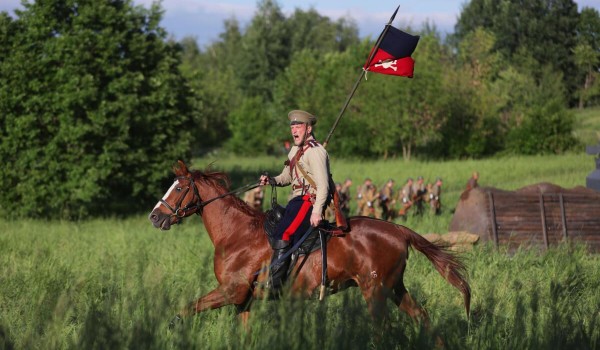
[159,176,203,218]
[159,175,261,219]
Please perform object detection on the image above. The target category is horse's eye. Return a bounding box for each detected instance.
[176,187,182,191]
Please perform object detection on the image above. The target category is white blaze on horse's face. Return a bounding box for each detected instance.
[154,179,180,211]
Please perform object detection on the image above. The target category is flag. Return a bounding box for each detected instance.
[364,26,420,78]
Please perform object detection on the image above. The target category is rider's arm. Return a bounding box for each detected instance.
[305,146,329,217]
[272,165,291,186]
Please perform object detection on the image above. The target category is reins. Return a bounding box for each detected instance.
[199,181,261,208]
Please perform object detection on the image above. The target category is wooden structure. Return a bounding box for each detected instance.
[449,183,600,252]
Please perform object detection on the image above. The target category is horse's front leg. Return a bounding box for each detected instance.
[170,284,250,328]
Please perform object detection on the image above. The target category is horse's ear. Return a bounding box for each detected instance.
[173,160,189,177]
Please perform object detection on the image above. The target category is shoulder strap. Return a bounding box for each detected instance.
[288,147,304,177]
[296,160,317,189]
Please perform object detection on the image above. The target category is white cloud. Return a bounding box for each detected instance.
[136,0,254,15]
[1,0,597,45]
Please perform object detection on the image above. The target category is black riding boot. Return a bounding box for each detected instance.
[269,240,291,292]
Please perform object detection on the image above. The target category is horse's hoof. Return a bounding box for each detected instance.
[168,314,182,330]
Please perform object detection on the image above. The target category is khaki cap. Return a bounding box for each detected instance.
[288,110,317,125]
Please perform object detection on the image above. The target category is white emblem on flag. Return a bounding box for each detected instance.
[374,59,398,71]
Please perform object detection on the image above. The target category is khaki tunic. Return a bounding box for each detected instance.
[412,182,426,198]
[401,183,413,203]
[431,184,441,198]
[273,136,330,216]
[430,184,442,211]
[379,185,395,209]
[357,184,378,216]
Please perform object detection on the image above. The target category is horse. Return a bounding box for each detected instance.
[148,160,470,331]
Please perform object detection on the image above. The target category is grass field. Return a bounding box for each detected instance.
[573,106,600,147]
[1,153,599,349]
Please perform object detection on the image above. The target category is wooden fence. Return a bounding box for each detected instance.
[449,184,600,252]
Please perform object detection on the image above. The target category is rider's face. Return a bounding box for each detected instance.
[290,123,311,146]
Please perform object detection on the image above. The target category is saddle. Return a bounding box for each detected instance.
[263,205,337,256]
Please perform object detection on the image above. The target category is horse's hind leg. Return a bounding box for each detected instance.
[393,282,445,347]
[360,284,388,323]
[393,282,430,327]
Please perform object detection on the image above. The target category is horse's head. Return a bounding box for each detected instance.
[148,160,202,230]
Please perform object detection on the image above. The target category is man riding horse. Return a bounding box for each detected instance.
[259,110,331,292]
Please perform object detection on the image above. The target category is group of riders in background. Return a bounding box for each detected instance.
[342,176,444,222]
[244,171,481,223]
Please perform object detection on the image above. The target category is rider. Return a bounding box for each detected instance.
[259,110,331,292]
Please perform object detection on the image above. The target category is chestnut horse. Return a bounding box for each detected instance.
[148,161,470,328]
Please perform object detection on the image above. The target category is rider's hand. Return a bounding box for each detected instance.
[310,212,321,227]
[259,175,273,186]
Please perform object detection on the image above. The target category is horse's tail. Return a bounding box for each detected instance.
[398,225,471,317]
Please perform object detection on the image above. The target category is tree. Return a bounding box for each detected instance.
[573,43,599,108]
[577,7,600,51]
[286,8,359,53]
[238,0,290,101]
[179,26,243,151]
[574,7,600,107]
[504,67,578,154]
[400,33,448,160]
[225,96,280,155]
[441,28,505,158]
[0,0,194,218]
[454,0,579,104]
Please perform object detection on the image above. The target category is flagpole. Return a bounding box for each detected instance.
[322,5,400,148]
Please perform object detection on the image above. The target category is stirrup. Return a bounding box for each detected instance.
[253,280,271,289]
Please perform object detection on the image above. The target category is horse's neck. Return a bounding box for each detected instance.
[197,181,256,246]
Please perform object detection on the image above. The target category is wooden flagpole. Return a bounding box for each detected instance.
[322,5,400,148]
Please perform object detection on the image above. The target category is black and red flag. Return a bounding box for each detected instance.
[363,26,420,78]
[323,5,419,148]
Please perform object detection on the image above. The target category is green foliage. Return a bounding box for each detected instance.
[175,0,593,160]
[287,8,359,53]
[505,68,579,154]
[506,99,578,154]
[238,0,290,101]
[0,0,194,218]
[225,96,282,155]
[456,0,580,102]
[435,29,504,158]
[180,37,241,151]
[574,7,600,108]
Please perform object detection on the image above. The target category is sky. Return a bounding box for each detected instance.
[1,0,599,47]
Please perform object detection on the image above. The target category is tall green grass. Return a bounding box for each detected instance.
[1,153,598,349]
[573,106,600,146]
[1,217,598,349]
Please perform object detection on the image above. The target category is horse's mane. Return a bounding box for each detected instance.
[189,168,262,219]
[191,168,231,189]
